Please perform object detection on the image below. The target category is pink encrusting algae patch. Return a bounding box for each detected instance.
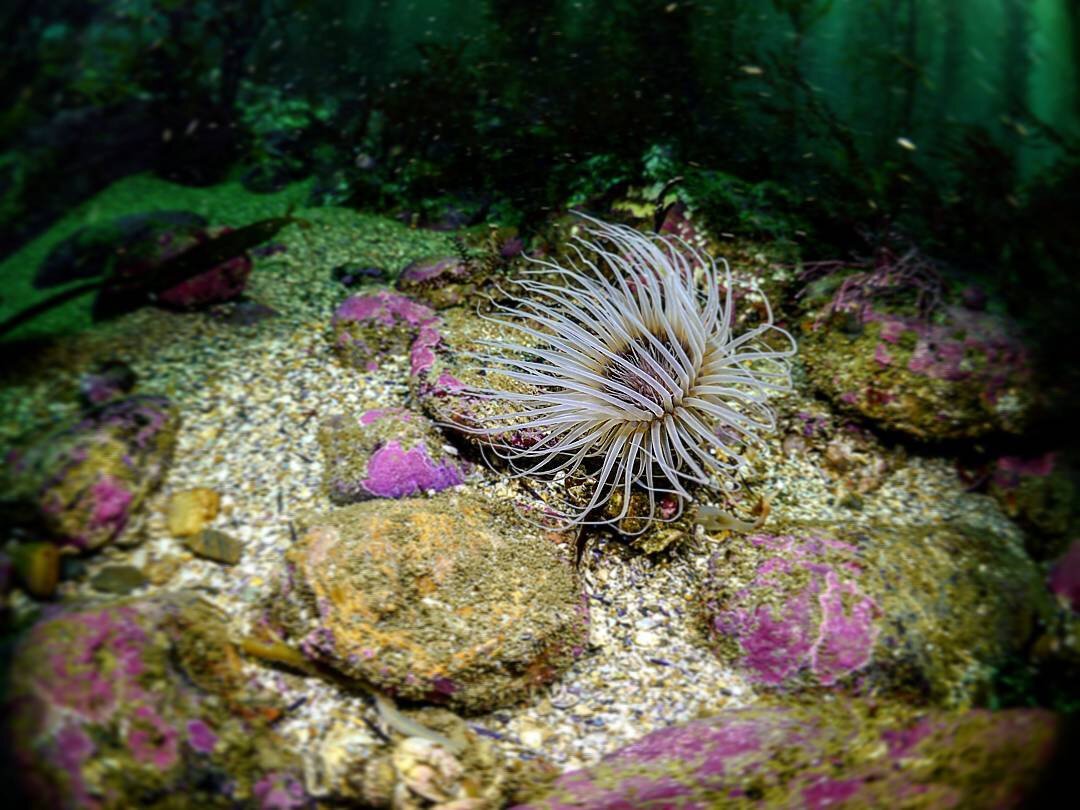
[186,719,218,754]
[409,322,443,375]
[708,534,880,688]
[89,475,134,530]
[333,291,436,329]
[361,440,467,498]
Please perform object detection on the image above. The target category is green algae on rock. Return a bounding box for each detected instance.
[699,522,1050,706]
[270,492,589,714]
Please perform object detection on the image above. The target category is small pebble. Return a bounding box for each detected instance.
[634,629,660,647]
[90,565,148,595]
[166,488,221,537]
[185,529,244,565]
[10,543,60,600]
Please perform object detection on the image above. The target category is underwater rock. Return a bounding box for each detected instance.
[44,213,254,312]
[409,306,543,453]
[332,263,388,287]
[699,523,1049,706]
[208,298,280,327]
[0,550,12,597]
[8,541,61,599]
[800,304,1035,440]
[271,493,588,713]
[78,360,138,408]
[186,528,245,565]
[165,487,221,537]
[308,706,525,808]
[395,256,476,310]
[0,395,180,551]
[33,210,209,288]
[318,407,469,503]
[149,232,253,310]
[331,291,439,372]
[89,564,149,595]
[514,701,1060,809]
[4,593,308,809]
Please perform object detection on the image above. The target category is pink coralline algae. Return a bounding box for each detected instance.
[318,408,468,503]
[400,256,464,283]
[4,596,311,809]
[701,524,1047,706]
[409,321,443,376]
[362,439,466,498]
[333,291,436,328]
[111,225,252,310]
[331,292,439,371]
[156,250,251,309]
[89,475,134,531]
[708,534,880,688]
[127,705,180,770]
[869,307,1031,390]
[395,255,487,309]
[253,772,309,810]
[516,703,1060,809]
[186,719,218,754]
[33,605,150,721]
[986,452,1076,547]
[802,300,1035,439]
[993,452,1057,488]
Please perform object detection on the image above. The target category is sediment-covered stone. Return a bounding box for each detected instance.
[272,493,588,713]
[800,304,1034,440]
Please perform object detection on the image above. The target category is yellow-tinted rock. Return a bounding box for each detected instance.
[271,492,588,713]
[166,488,220,537]
[185,529,243,565]
[11,542,60,599]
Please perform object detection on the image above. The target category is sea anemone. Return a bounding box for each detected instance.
[459,214,796,530]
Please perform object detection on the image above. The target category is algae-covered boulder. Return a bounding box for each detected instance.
[699,523,1049,705]
[800,304,1035,440]
[271,492,589,713]
[515,701,1060,809]
[318,407,469,503]
[4,594,308,809]
[330,291,438,371]
[0,395,179,551]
